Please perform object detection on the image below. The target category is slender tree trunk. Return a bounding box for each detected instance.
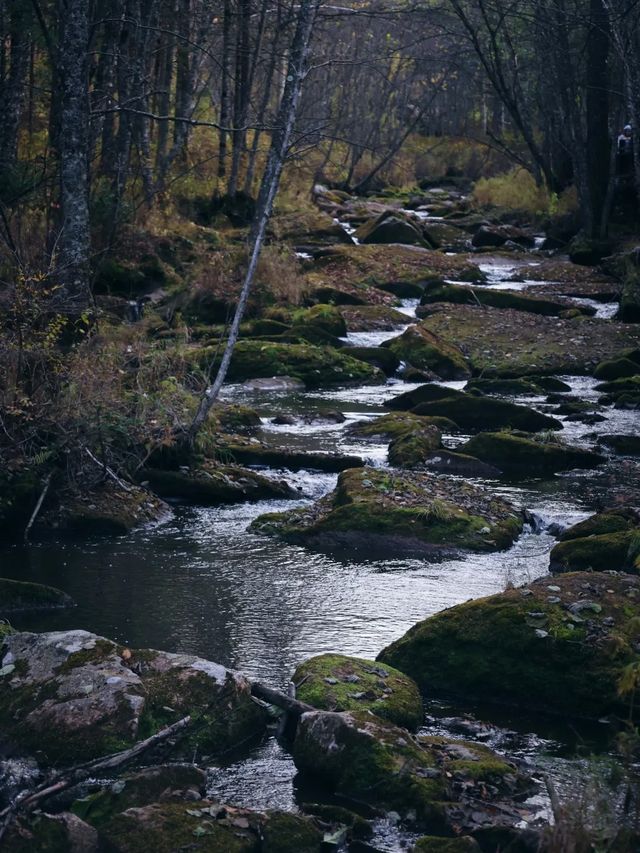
[586,0,610,238]
[189,0,318,443]
[0,1,30,173]
[217,0,233,180]
[57,0,91,309]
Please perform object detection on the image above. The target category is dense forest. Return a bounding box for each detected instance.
[2,1,640,851]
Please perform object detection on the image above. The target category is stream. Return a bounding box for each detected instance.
[1,249,638,849]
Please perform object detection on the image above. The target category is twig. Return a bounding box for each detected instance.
[544,773,563,823]
[469,288,483,307]
[23,471,52,542]
[84,447,133,492]
[0,715,191,843]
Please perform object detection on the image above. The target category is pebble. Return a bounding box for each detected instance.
[534,629,549,638]
[547,585,561,592]
[547,596,561,604]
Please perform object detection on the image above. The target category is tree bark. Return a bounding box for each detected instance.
[57,0,91,309]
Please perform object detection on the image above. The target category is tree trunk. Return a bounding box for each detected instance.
[586,0,611,238]
[189,0,318,443]
[56,0,91,310]
[0,1,30,174]
[217,0,233,180]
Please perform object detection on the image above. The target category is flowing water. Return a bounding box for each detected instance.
[1,252,639,849]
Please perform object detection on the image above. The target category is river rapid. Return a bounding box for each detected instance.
[1,249,638,849]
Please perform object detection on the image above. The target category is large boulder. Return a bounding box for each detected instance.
[598,434,640,456]
[0,579,75,615]
[549,510,640,573]
[386,326,471,380]
[379,572,640,719]
[194,341,384,388]
[419,283,586,317]
[460,432,604,477]
[355,211,429,247]
[385,383,466,412]
[95,802,323,853]
[250,466,523,557]
[292,304,348,337]
[388,425,442,468]
[339,304,409,332]
[0,631,266,764]
[419,304,640,377]
[346,346,400,375]
[41,482,170,536]
[293,653,423,730]
[348,412,458,439]
[411,394,562,433]
[141,464,295,505]
[293,710,530,832]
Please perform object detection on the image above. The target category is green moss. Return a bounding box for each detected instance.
[0,579,74,614]
[261,812,323,853]
[0,621,15,639]
[385,383,465,412]
[55,638,119,674]
[388,426,442,468]
[460,432,604,476]
[420,282,578,317]
[349,412,456,440]
[293,653,423,730]
[412,394,562,433]
[413,836,481,852]
[594,357,640,381]
[387,325,471,380]
[192,340,383,388]
[465,378,544,396]
[379,572,640,719]
[550,530,638,573]
[72,765,205,828]
[100,803,257,853]
[214,404,261,434]
[251,467,523,553]
[560,510,637,541]
[292,304,347,337]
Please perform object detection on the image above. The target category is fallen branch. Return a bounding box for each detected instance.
[251,682,315,716]
[23,471,52,542]
[84,447,133,492]
[0,715,191,842]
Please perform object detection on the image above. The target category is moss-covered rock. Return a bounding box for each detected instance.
[385,383,465,412]
[598,434,640,456]
[43,482,170,535]
[460,432,604,477]
[559,509,639,541]
[293,653,423,730]
[415,450,502,479]
[292,304,348,337]
[531,376,572,392]
[419,283,585,317]
[98,802,322,853]
[465,378,544,396]
[293,710,529,831]
[413,837,481,852]
[618,267,640,323]
[595,375,640,395]
[379,572,640,719]
[419,304,640,377]
[72,765,206,828]
[348,412,458,440]
[412,394,562,433]
[346,346,400,375]
[386,326,471,380]
[4,811,99,853]
[593,357,640,381]
[193,340,383,388]
[339,304,410,331]
[0,579,75,614]
[549,531,638,573]
[219,442,363,473]
[250,466,523,556]
[141,464,295,505]
[388,425,442,468]
[214,404,261,434]
[355,211,429,247]
[0,630,266,765]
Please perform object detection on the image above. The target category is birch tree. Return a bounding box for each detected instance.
[188,0,319,444]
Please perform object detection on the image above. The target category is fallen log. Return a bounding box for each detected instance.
[251,682,315,715]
